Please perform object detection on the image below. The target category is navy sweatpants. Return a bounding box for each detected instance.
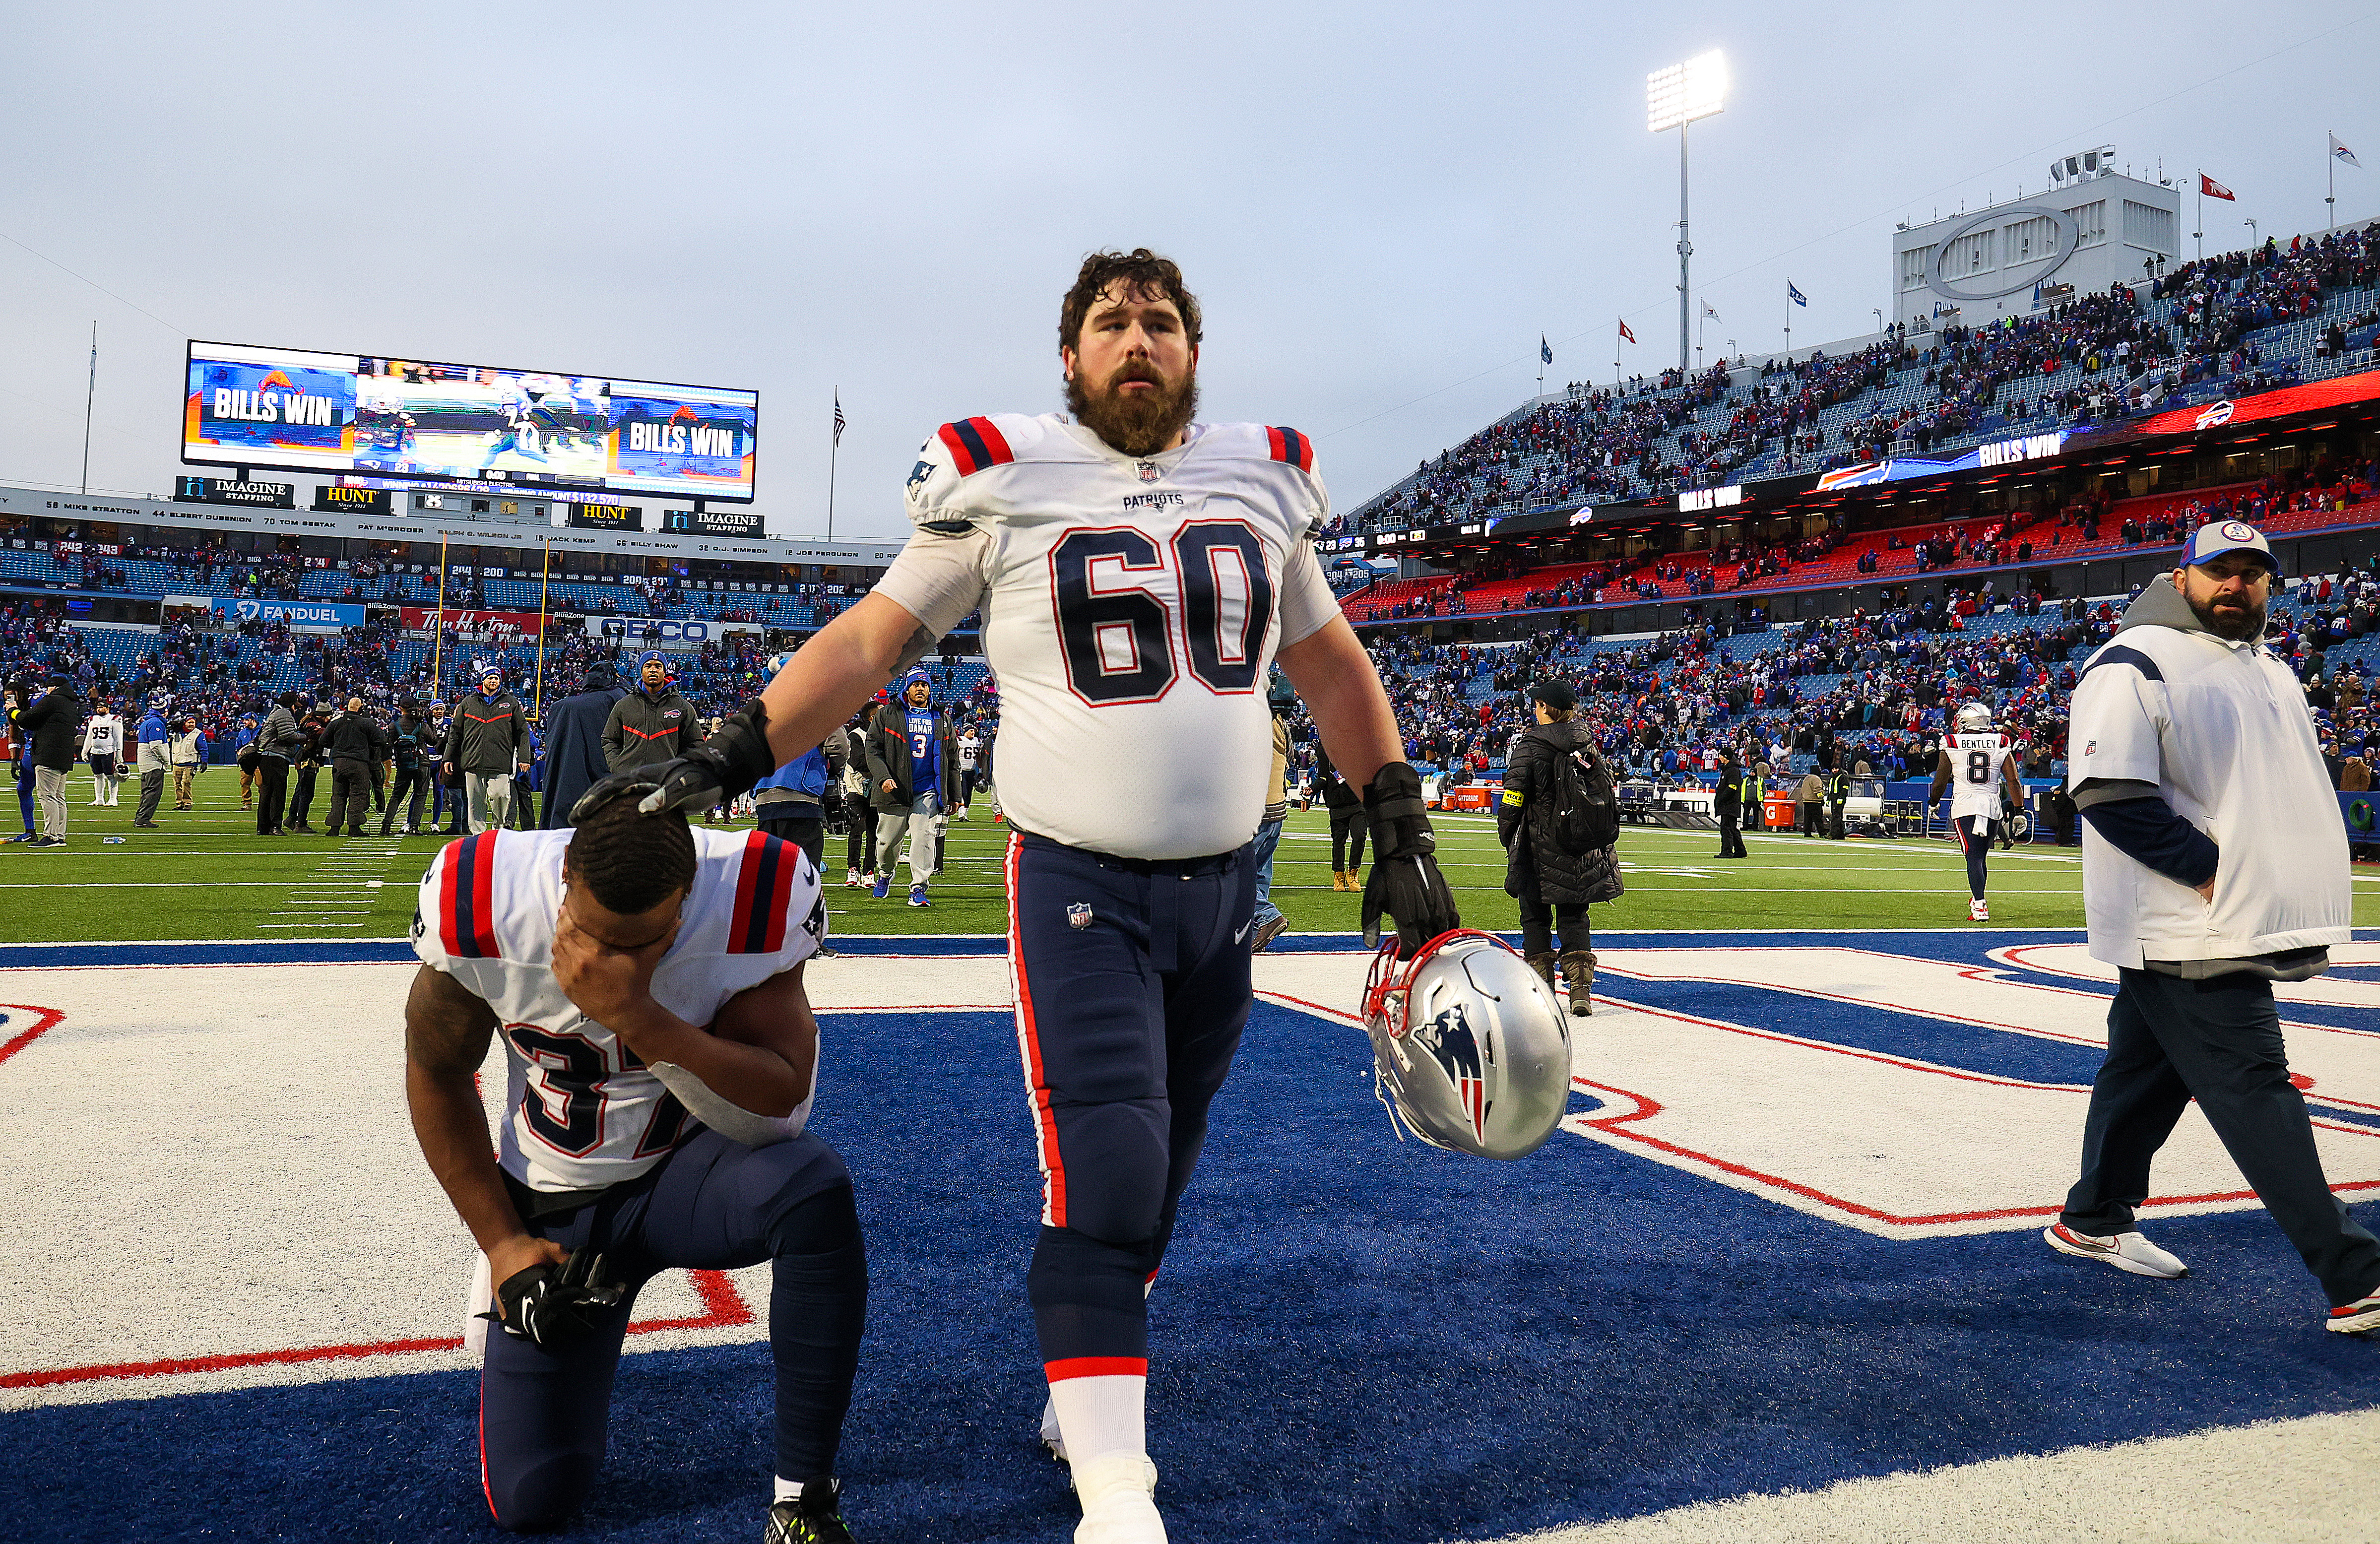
[479,1129,866,1531]
[1005,830,1256,1380]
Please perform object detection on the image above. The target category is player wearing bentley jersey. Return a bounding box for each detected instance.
[1931,701,2023,921]
[610,249,1460,1542]
[402,791,866,1543]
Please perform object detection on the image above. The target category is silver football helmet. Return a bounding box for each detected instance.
[1361,930,1572,1160]
[1954,701,1994,733]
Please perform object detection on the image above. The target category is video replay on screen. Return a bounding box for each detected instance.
[182,341,758,502]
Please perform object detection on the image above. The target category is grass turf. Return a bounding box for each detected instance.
[8,773,2378,943]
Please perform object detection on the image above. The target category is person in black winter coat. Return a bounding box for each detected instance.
[1315,740,1366,891]
[319,696,378,836]
[1497,680,1622,1016]
[380,703,433,836]
[539,661,627,829]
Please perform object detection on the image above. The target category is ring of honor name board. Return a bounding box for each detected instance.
[182,342,758,502]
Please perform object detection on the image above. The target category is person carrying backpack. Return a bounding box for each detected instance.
[1497,679,1623,1016]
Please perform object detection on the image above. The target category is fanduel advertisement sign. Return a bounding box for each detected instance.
[209,597,364,627]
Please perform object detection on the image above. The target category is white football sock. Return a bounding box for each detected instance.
[1050,1372,1145,1468]
[773,1475,802,1503]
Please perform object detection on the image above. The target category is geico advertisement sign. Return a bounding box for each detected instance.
[209,596,364,627]
[588,616,712,646]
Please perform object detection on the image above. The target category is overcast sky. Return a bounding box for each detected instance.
[3,2,2374,542]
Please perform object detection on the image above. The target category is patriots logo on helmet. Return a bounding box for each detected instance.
[1414,1004,1492,1142]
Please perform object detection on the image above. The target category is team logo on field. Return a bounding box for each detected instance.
[1136,460,1160,483]
[1414,1005,1490,1141]
[1067,903,1093,929]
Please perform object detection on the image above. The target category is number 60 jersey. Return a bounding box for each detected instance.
[412,827,827,1195]
[876,412,1344,860]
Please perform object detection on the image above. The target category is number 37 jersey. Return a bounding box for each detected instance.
[411,827,827,1194]
[875,412,1344,860]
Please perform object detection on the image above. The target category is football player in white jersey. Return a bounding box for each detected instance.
[600,249,1460,1543]
[80,700,124,806]
[1931,700,2022,921]
[402,790,866,1543]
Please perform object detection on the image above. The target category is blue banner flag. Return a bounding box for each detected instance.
[1787,280,1808,307]
[1541,335,1553,365]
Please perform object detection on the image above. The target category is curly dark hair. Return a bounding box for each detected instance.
[1058,249,1202,355]
[565,796,697,915]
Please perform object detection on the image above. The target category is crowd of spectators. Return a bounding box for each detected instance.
[1326,224,2380,545]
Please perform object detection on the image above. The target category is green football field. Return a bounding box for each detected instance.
[6,772,2377,944]
[4,771,2361,937]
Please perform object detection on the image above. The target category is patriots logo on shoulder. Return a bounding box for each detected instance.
[906,459,935,491]
[1136,460,1160,484]
[1414,1004,1492,1142]
[2083,740,2097,756]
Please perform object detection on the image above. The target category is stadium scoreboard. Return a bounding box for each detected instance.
[182,341,759,503]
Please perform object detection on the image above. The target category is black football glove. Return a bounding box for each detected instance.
[570,698,778,826]
[1360,762,1461,957]
[487,1248,624,1349]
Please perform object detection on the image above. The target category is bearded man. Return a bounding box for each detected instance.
[2049,519,2380,1336]
[608,248,1458,1540]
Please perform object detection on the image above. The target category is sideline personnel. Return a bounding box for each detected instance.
[2048,520,2380,1333]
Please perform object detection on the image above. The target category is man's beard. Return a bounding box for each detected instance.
[2187,589,2266,641]
[1067,359,1199,457]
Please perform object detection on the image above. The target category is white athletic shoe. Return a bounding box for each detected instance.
[2043,1222,2189,1279]
[2328,1290,2380,1334]
[1969,899,1990,922]
[1071,1452,1164,1544]
[1039,1394,1067,1464]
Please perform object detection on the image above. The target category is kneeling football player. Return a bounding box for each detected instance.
[403,785,866,1542]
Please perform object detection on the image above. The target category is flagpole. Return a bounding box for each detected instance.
[827,386,840,541]
[2328,137,2336,231]
[80,322,96,496]
[533,537,551,719]
[433,535,448,696]
[2195,174,2203,262]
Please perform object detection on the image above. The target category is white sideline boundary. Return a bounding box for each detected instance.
[1481,1407,2380,1544]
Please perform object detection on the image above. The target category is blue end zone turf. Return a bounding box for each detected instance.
[7,984,2380,1541]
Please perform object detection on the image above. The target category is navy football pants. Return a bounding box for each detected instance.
[1006,831,1256,1379]
[479,1130,866,1531]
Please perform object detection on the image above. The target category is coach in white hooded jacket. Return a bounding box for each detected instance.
[2049,519,2380,1333]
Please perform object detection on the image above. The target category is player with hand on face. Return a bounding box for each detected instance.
[608,248,1459,1542]
[402,789,866,1543]
[1932,701,2021,921]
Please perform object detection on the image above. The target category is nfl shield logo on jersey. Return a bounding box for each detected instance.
[1067,903,1094,929]
[1136,460,1160,484]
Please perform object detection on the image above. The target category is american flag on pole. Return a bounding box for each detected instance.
[833,391,846,447]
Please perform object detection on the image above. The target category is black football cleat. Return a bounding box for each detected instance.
[764,1477,854,1544]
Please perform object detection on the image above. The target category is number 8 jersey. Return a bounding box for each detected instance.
[1948,731,2012,823]
[875,412,1344,860]
[412,827,828,1194]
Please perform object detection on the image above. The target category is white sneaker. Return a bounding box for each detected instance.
[2328,1290,2380,1334]
[1039,1394,1067,1463]
[1969,899,1990,921]
[2043,1222,2188,1279]
[1071,1452,1163,1543]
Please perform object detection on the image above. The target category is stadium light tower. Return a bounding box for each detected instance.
[1648,50,1726,377]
